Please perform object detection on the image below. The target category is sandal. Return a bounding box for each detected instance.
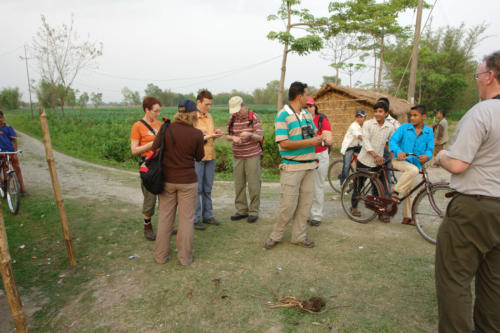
[402,218,415,226]
[391,191,401,203]
[351,207,361,217]
[379,215,390,223]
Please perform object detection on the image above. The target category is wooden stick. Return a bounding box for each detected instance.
[39,110,76,266]
[0,207,28,332]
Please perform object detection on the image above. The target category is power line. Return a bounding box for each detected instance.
[82,55,282,83]
[0,45,23,58]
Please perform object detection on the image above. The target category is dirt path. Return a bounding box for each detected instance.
[1,132,451,332]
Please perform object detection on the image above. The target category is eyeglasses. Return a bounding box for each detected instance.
[474,71,491,80]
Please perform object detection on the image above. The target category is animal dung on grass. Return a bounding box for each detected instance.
[270,296,326,313]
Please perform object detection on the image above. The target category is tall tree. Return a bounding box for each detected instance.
[384,23,487,111]
[90,92,103,108]
[0,88,22,110]
[329,0,418,91]
[320,32,367,86]
[121,87,141,106]
[78,92,89,108]
[267,0,328,110]
[31,14,102,118]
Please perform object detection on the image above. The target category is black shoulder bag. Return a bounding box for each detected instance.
[139,120,175,195]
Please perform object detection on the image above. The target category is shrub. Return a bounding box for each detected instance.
[215,145,233,173]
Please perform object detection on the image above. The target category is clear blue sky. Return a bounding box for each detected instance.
[1,0,499,102]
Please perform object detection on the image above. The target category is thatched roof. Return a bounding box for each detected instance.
[313,83,411,118]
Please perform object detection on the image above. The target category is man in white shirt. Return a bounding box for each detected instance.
[339,109,366,185]
[351,102,395,221]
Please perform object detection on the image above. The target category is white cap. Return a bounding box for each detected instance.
[228,96,243,114]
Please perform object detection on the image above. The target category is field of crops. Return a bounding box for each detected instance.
[5,105,283,178]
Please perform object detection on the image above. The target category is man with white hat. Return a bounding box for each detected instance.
[225,96,263,223]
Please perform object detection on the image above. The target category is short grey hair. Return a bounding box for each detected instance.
[483,50,500,83]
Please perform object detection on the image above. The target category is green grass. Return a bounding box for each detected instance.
[2,184,439,332]
[5,106,282,181]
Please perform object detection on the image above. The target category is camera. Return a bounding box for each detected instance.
[301,125,316,139]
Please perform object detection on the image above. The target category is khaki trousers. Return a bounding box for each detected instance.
[233,155,261,216]
[141,181,157,218]
[392,160,419,218]
[435,195,500,332]
[310,150,329,221]
[269,168,314,243]
[153,182,197,266]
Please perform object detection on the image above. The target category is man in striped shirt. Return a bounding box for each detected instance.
[264,81,323,249]
[225,96,263,223]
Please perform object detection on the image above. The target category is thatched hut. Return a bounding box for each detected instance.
[313,83,412,149]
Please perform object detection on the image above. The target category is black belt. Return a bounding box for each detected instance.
[283,158,318,163]
[446,191,500,201]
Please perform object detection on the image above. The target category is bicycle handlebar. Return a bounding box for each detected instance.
[0,150,22,155]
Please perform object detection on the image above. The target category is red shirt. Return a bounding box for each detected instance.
[313,114,331,153]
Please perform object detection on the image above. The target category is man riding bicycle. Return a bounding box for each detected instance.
[389,105,433,225]
[0,110,28,196]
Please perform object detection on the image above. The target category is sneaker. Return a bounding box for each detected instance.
[247,216,258,223]
[194,222,206,230]
[144,222,156,241]
[292,240,315,248]
[309,220,321,227]
[230,213,249,221]
[264,238,278,249]
[203,217,220,226]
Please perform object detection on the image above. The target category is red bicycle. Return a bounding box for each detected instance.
[0,151,22,214]
[340,153,452,244]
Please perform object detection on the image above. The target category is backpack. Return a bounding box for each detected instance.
[228,110,264,151]
[139,118,175,195]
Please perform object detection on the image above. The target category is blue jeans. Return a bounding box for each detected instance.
[340,148,356,185]
[194,160,216,222]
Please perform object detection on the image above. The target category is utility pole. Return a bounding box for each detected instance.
[22,45,34,118]
[407,0,423,104]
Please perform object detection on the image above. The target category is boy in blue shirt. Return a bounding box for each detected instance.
[0,111,28,196]
[389,105,433,225]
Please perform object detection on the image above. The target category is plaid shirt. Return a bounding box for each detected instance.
[357,119,394,168]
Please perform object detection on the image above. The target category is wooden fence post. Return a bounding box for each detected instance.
[39,110,76,266]
[0,208,28,332]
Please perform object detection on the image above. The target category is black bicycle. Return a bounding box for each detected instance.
[0,151,22,214]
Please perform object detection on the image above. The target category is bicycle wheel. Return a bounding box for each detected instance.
[328,159,353,193]
[6,172,20,215]
[0,168,6,199]
[412,183,453,244]
[341,172,384,223]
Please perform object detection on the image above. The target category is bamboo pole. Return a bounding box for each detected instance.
[0,208,28,332]
[39,110,76,266]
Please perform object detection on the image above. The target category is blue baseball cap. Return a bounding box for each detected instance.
[178,99,199,113]
[355,109,366,117]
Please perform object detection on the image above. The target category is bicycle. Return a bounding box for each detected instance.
[328,148,397,193]
[0,150,22,214]
[340,153,452,244]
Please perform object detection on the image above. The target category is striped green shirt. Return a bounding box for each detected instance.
[275,104,317,171]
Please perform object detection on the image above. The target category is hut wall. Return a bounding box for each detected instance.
[316,91,374,149]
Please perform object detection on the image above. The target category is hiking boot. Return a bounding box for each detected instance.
[309,219,321,227]
[203,217,220,226]
[194,222,206,230]
[230,213,249,221]
[264,238,278,249]
[144,223,156,241]
[292,240,315,248]
[247,216,258,223]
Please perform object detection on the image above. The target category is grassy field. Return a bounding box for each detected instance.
[3,182,439,332]
[5,105,282,180]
